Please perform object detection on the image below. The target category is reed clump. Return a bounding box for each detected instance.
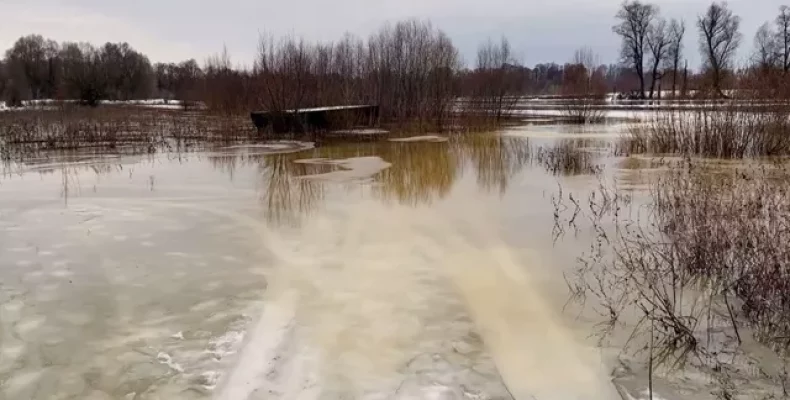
[626,103,790,158]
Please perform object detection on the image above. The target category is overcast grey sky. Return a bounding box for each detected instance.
[0,0,786,68]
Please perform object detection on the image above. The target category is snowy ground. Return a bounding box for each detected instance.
[0,99,201,112]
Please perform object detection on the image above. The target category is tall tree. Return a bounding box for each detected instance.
[753,22,779,72]
[647,18,671,98]
[613,1,658,99]
[777,6,790,72]
[664,19,686,97]
[697,2,742,97]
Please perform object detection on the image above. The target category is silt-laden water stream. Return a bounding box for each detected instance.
[0,126,639,399]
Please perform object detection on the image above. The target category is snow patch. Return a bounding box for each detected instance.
[296,156,392,182]
[389,135,448,143]
[259,105,372,113]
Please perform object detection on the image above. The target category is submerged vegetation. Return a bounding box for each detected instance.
[625,102,790,158]
[561,163,790,396]
[535,139,602,176]
[559,105,790,398]
[0,106,256,158]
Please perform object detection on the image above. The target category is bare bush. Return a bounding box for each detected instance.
[462,37,525,125]
[560,48,607,123]
[535,139,602,176]
[246,20,462,132]
[564,163,790,377]
[365,20,462,131]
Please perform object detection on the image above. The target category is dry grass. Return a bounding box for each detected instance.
[625,104,790,158]
[0,106,257,158]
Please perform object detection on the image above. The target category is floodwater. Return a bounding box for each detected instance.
[0,125,647,399]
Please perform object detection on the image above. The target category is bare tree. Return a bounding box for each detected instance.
[778,6,790,73]
[697,2,742,97]
[664,19,686,97]
[613,1,658,99]
[647,18,671,98]
[753,22,779,72]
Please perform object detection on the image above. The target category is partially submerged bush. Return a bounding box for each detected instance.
[661,166,790,347]
[559,48,607,124]
[560,97,607,124]
[563,162,790,377]
[627,103,790,158]
[535,139,602,176]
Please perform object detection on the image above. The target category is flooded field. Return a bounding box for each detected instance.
[0,119,786,400]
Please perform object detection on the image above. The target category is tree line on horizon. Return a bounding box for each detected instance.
[0,2,787,117]
[0,30,635,109]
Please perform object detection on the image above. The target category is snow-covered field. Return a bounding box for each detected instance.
[0,99,200,112]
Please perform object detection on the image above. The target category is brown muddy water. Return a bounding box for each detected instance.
[0,123,655,400]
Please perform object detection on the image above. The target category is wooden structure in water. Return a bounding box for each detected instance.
[250,105,381,136]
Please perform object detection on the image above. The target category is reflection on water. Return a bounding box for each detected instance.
[534,140,604,177]
[261,155,326,225]
[0,125,627,400]
[461,135,532,195]
[2,133,606,223]
[249,135,587,218]
[203,136,539,222]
